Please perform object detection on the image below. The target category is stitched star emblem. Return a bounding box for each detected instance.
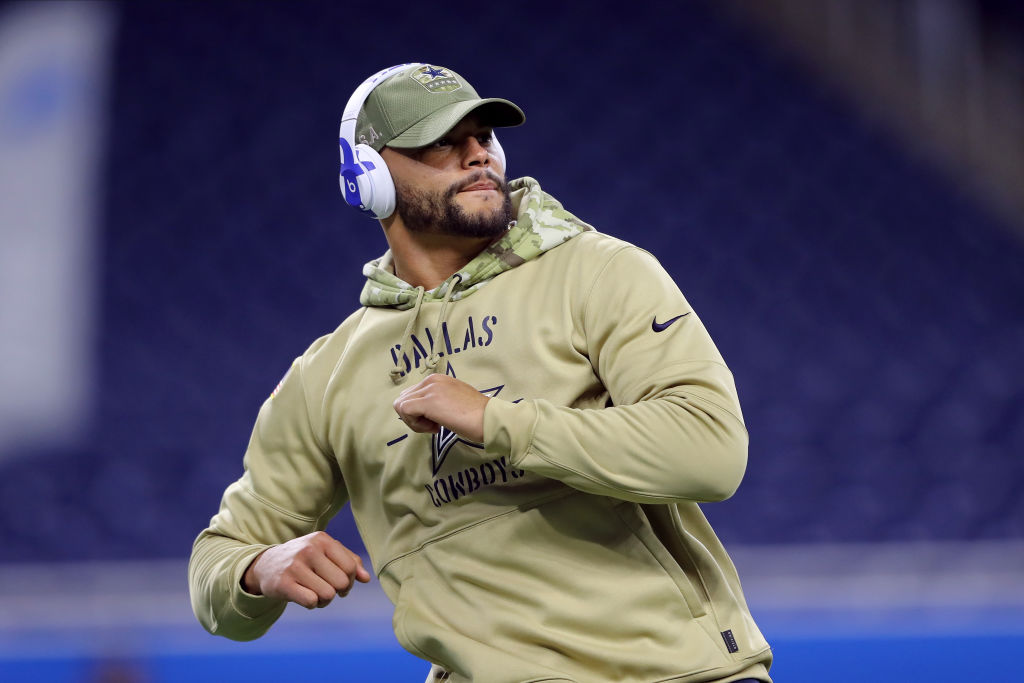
[423,66,446,79]
[430,362,503,475]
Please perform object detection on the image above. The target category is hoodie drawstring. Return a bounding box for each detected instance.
[390,286,426,384]
[423,273,462,375]
[389,274,463,384]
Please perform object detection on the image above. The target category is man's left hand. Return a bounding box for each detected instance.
[393,374,489,443]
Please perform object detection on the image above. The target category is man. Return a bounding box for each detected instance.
[189,63,772,683]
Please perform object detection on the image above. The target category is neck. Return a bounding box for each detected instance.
[382,222,501,290]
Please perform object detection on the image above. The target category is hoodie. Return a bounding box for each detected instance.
[189,177,772,682]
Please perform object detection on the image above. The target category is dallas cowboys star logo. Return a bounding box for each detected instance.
[430,362,503,475]
[422,66,447,79]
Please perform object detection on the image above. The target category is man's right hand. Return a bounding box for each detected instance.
[242,531,371,609]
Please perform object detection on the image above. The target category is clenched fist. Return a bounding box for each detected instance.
[393,373,490,442]
[242,531,371,609]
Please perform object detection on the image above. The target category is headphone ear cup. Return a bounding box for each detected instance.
[338,141,396,219]
[490,132,507,176]
[354,144,396,219]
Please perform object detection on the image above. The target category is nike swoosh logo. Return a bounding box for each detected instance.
[652,312,690,332]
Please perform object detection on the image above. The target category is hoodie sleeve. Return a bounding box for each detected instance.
[188,353,346,641]
[483,245,748,504]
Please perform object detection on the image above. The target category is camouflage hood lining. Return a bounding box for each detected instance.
[359,176,593,309]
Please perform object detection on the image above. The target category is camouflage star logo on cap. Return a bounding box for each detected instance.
[410,65,462,94]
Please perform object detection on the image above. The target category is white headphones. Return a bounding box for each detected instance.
[338,63,507,220]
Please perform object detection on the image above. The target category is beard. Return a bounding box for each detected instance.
[394,170,514,239]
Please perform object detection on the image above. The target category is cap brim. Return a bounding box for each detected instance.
[386,98,525,149]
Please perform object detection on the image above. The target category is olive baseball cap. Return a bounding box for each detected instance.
[355,64,525,152]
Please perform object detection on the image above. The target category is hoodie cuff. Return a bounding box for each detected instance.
[229,546,286,620]
[483,399,538,468]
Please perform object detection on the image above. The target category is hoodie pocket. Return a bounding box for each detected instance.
[388,492,730,681]
[392,561,578,683]
[610,499,708,618]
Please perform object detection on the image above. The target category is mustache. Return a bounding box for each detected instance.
[446,170,507,197]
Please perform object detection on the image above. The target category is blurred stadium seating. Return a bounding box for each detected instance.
[0,0,1021,681]
[1,0,1021,561]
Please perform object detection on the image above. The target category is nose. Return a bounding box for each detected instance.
[461,136,490,169]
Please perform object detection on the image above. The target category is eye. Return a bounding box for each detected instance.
[477,132,493,146]
[431,137,451,148]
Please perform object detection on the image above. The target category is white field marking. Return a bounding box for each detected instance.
[728,540,1024,609]
[0,541,1022,657]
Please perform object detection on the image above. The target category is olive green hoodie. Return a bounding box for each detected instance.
[189,177,772,682]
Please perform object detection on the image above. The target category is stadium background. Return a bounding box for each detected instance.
[1,0,1022,681]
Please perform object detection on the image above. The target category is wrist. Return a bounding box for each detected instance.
[241,550,266,595]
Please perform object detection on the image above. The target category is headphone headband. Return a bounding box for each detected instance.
[339,63,422,150]
[338,63,424,218]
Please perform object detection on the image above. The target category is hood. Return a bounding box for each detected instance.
[359,176,593,309]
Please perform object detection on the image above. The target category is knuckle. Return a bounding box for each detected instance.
[292,588,315,609]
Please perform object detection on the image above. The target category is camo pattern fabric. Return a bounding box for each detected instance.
[360,176,593,309]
